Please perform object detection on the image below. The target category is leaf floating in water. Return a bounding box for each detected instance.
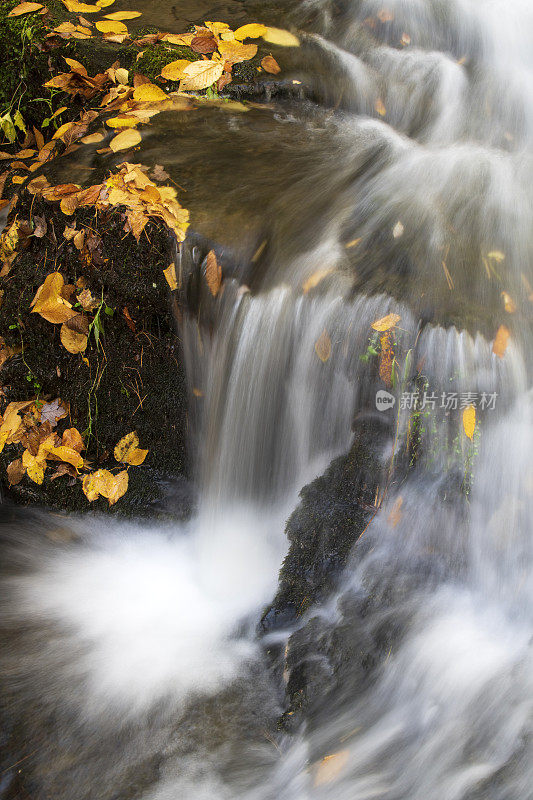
[501,291,516,313]
[462,405,476,441]
[371,312,401,332]
[487,250,505,262]
[103,10,141,19]
[302,267,334,294]
[262,27,300,47]
[388,496,403,527]
[109,128,141,152]
[114,431,148,465]
[314,751,349,787]
[392,221,404,238]
[315,329,332,362]
[377,9,394,22]
[95,19,128,34]
[205,250,222,296]
[492,324,510,358]
[375,98,387,116]
[234,23,267,40]
[345,237,362,249]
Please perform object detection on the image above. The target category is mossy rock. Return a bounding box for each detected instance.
[0,193,191,517]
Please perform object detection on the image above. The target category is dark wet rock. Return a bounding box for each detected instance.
[0,194,190,518]
[262,414,392,630]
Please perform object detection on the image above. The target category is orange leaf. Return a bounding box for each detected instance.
[315,329,331,362]
[205,250,221,296]
[492,325,510,358]
[371,312,401,332]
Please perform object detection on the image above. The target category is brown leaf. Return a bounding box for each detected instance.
[205,250,221,296]
[261,55,281,74]
[191,34,217,54]
[122,306,136,332]
[7,458,25,485]
[388,495,403,527]
[492,325,510,358]
[62,427,84,452]
[40,398,68,426]
[315,329,332,362]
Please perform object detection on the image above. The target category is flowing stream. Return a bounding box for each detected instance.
[1,0,533,798]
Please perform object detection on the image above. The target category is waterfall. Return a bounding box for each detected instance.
[1,0,532,798]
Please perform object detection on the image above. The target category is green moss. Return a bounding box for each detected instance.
[135,43,196,83]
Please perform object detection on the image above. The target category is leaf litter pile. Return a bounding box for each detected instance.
[0,0,304,507]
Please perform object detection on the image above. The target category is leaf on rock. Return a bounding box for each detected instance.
[109,128,141,152]
[205,249,221,296]
[7,2,43,15]
[379,331,393,386]
[82,468,128,504]
[160,59,191,81]
[315,329,332,362]
[132,83,167,102]
[371,312,401,332]
[7,458,24,485]
[462,405,476,441]
[218,40,257,63]
[30,272,77,324]
[40,398,68,426]
[163,262,178,290]
[191,34,217,53]
[179,60,224,91]
[261,55,281,74]
[60,322,88,353]
[114,431,148,465]
[62,427,84,452]
[22,448,45,484]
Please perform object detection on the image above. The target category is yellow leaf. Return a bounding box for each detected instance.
[0,407,23,453]
[501,291,516,313]
[375,98,386,116]
[161,32,194,45]
[62,427,84,452]
[163,262,177,290]
[492,324,510,358]
[96,0,115,5]
[30,272,77,324]
[233,23,267,40]
[63,0,100,11]
[345,237,362,248]
[314,751,349,787]
[60,323,88,354]
[7,2,43,15]
[109,128,141,152]
[42,442,84,469]
[22,449,45,484]
[315,329,331,362]
[114,431,148,465]
[132,83,167,102]
[262,26,300,46]
[95,19,128,33]
[107,470,128,505]
[64,57,87,74]
[204,21,229,36]
[205,249,221,296]
[103,10,141,19]
[106,116,140,128]
[218,41,258,63]
[462,405,476,441]
[302,267,334,293]
[160,59,192,81]
[371,312,401,332]
[179,60,224,91]
[487,250,505,262]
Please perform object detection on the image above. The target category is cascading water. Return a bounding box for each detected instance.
[1,0,532,798]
